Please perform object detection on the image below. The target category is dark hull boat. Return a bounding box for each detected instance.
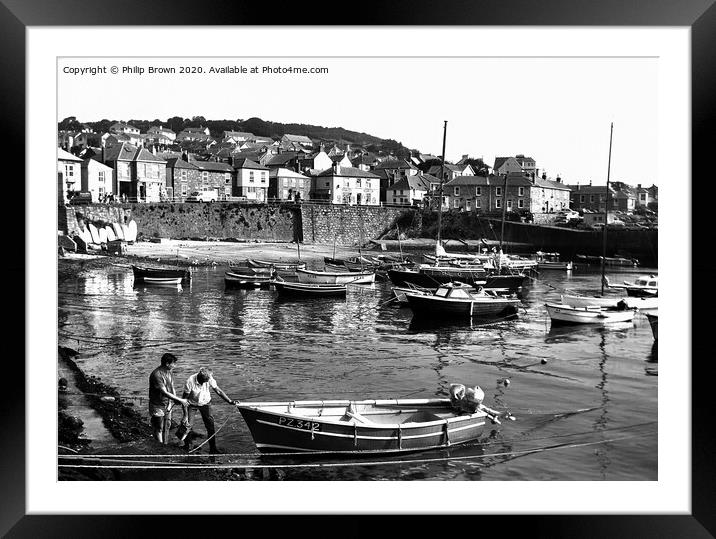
[404,282,521,318]
[132,265,191,283]
[274,281,347,297]
[237,397,501,454]
[645,312,658,340]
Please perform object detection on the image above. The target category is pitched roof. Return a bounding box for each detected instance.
[57,148,83,162]
[165,158,198,170]
[269,168,310,179]
[444,175,491,187]
[316,166,380,179]
[192,160,234,172]
[224,131,254,138]
[389,174,433,191]
[375,158,417,170]
[103,143,165,163]
[233,157,268,170]
[265,153,299,166]
[282,134,313,144]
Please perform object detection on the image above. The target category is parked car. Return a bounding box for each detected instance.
[186,189,217,202]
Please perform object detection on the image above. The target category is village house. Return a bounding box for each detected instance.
[81,157,114,202]
[233,157,269,202]
[58,148,83,203]
[446,173,571,214]
[493,156,523,176]
[223,131,255,144]
[74,132,103,150]
[635,183,658,209]
[281,134,314,150]
[165,158,200,201]
[269,168,311,201]
[514,154,537,176]
[110,122,140,136]
[373,158,419,202]
[311,163,380,205]
[191,160,235,200]
[426,162,475,183]
[176,127,211,142]
[386,174,434,206]
[567,183,618,213]
[352,153,380,172]
[147,125,177,142]
[444,175,492,212]
[305,148,333,174]
[103,142,167,202]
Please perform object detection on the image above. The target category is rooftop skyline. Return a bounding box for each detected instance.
[59,57,658,186]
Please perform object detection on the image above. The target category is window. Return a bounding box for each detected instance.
[507,200,513,209]
[590,195,595,203]
[249,171,254,182]
[65,164,74,177]
[453,200,459,208]
[466,200,472,211]
[496,199,502,208]
[476,199,481,208]
[181,184,188,196]
[496,187,502,196]
[290,178,296,187]
[225,173,231,185]
[518,199,524,208]
[261,172,267,182]
[454,187,460,196]
[98,171,105,182]
[202,171,209,183]
[181,169,187,181]
[476,187,481,196]
[518,186,524,196]
[580,195,585,203]
[356,179,361,187]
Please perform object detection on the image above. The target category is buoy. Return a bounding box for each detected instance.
[541,359,547,365]
[504,379,510,387]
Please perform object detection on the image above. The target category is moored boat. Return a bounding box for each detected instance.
[296,268,376,285]
[224,270,275,288]
[603,275,658,297]
[247,258,307,272]
[132,264,191,283]
[274,281,347,297]
[405,282,521,318]
[545,302,636,325]
[140,276,183,285]
[535,251,573,271]
[236,392,504,454]
[561,293,657,310]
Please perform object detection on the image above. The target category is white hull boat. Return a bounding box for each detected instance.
[296,268,376,285]
[545,302,636,325]
[561,294,657,310]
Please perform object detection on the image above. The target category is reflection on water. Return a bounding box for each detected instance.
[58,265,658,480]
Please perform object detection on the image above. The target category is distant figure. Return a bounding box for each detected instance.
[294,192,301,203]
[148,353,189,444]
[176,367,239,454]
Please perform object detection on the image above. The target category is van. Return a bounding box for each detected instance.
[185,189,217,202]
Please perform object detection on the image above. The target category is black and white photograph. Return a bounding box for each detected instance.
[16,18,702,523]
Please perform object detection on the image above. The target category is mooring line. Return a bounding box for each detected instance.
[58,421,657,460]
[57,431,656,470]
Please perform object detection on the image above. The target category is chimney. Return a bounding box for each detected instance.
[556,175,561,183]
[589,179,592,186]
[333,161,339,175]
[637,183,642,189]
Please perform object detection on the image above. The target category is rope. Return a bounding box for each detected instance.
[187,409,237,454]
[57,421,657,460]
[57,430,656,470]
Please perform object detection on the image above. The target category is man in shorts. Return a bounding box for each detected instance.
[176,367,238,454]
[148,353,189,444]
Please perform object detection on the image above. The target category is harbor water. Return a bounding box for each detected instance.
[58,263,657,480]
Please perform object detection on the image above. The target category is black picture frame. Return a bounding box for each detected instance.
[5,0,711,536]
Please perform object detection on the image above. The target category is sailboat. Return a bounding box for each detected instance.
[547,123,637,325]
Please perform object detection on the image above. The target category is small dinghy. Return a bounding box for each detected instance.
[132,265,190,283]
[296,268,375,285]
[236,383,506,454]
[274,280,347,297]
[545,302,636,325]
[225,270,274,288]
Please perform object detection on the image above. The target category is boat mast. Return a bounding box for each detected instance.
[436,120,447,249]
[499,172,508,253]
[600,122,614,296]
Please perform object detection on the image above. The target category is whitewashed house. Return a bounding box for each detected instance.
[81,158,114,202]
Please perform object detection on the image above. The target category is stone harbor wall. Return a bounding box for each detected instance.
[59,203,299,242]
[299,204,419,246]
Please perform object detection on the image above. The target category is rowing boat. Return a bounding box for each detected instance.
[274,281,347,297]
[545,302,636,325]
[296,268,376,285]
[132,264,191,283]
[224,270,274,288]
[236,393,503,454]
